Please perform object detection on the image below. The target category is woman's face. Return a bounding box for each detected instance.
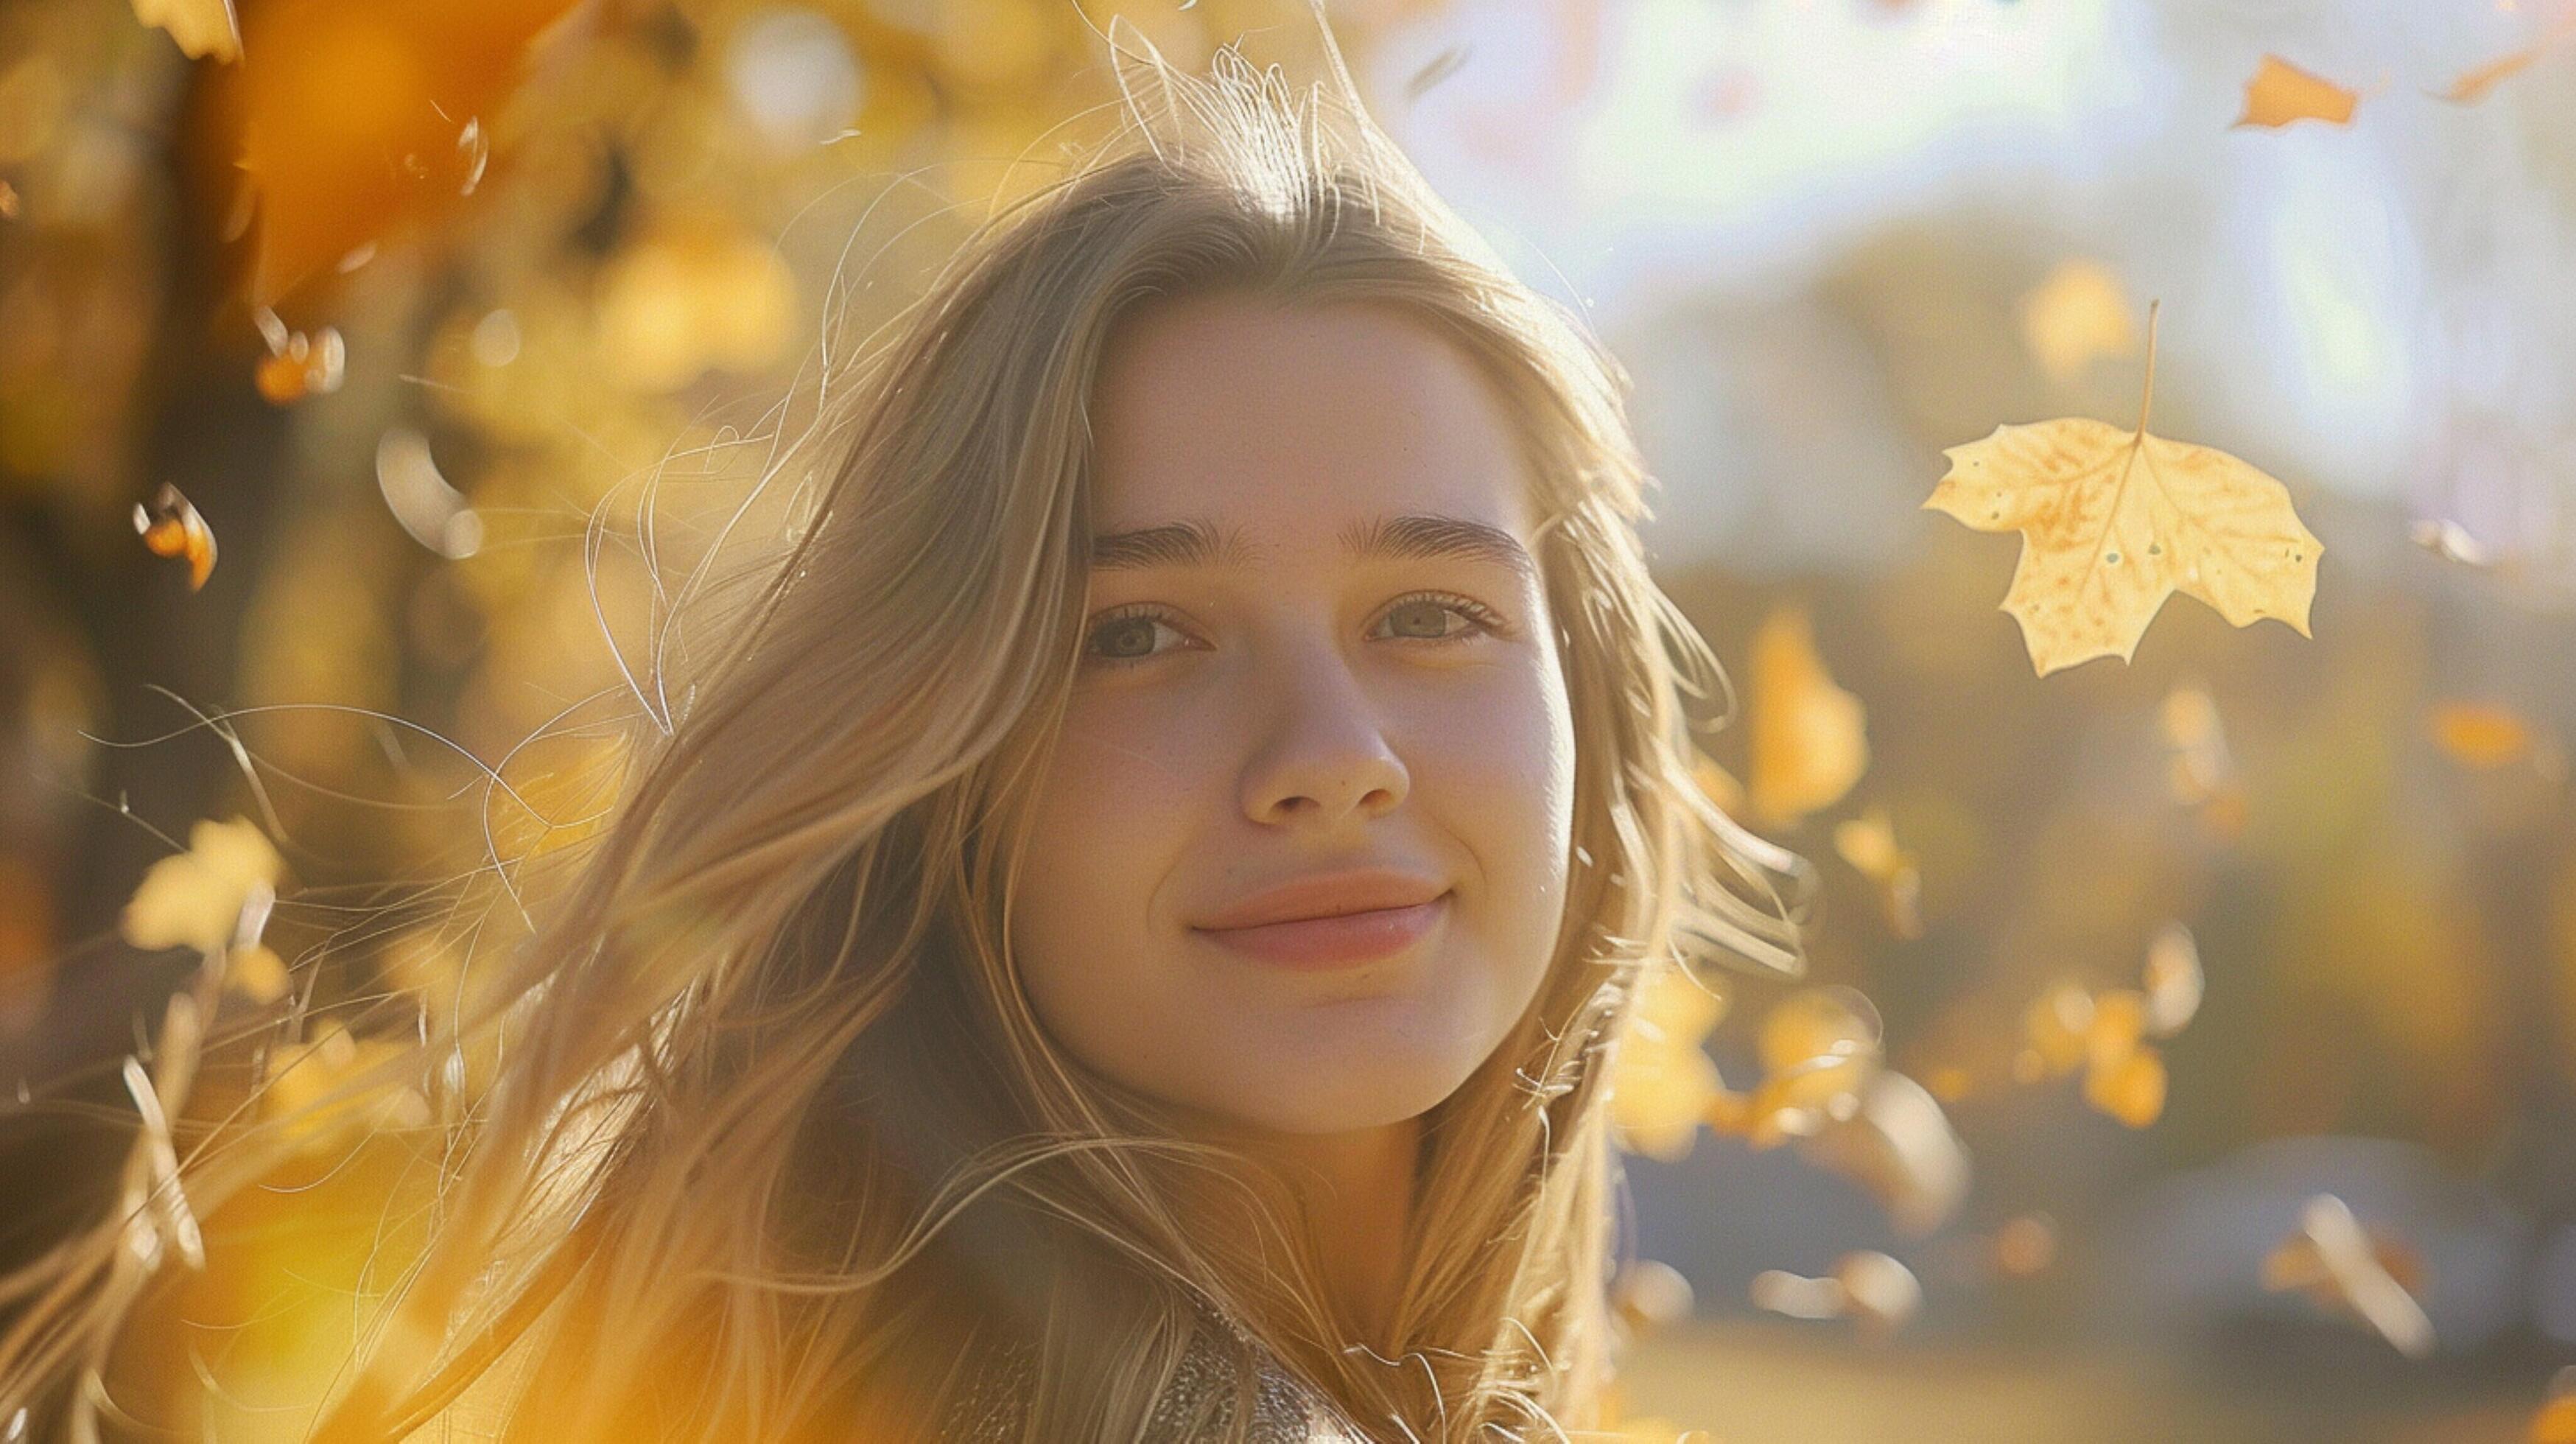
[1009,292,1577,1138]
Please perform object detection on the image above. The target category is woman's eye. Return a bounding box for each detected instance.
[1086,611,1187,663]
[1084,594,1503,668]
[1374,595,1499,643]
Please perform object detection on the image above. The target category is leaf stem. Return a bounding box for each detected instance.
[2137,298,2162,437]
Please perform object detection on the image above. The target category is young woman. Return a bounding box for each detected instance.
[1,14,1805,1441]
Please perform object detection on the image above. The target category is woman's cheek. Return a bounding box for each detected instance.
[1429,659,1576,915]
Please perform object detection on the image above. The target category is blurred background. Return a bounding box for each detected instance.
[2,0,2573,1439]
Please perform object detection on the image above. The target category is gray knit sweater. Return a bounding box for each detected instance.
[938,1326,1372,1441]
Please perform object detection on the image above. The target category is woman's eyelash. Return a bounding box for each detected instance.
[1379,592,1512,641]
[1082,592,1510,666]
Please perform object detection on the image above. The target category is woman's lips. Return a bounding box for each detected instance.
[1192,891,1451,970]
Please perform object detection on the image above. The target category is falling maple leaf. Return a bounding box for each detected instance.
[131,0,240,63]
[1923,303,2324,677]
[134,483,218,589]
[2438,10,2576,102]
[2234,54,2359,128]
[221,0,584,308]
[1747,604,1868,824]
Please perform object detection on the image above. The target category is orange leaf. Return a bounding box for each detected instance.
[222,0,584,308]
[133,483,217,589]
[2234,54,2359,128]
[251,315,346,404]
[1923,304,2323,676]
[2535,1368,2576,1444]
[131,0,239,62]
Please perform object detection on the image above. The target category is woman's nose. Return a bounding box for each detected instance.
[1237,637,1411,828]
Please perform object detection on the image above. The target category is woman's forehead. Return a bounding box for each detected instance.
[1087,293,1533,539]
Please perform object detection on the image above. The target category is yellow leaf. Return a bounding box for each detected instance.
[2019,982,2094,1081]
[1758,986,1881,1076]
[119,817,281,956]
[227,942,289,1003]
[2426,700,2535,769]
[2158,683,2239,810]
[1741,1054,1875,1148]
[2233,54,2358,128]
[2439,12,2576,103]
[2083,1042,2166,1127]
[1610,1030,1727,1163]
[597,213,799,392]
[2017,259,2137,382]
[1831,807,1903,880]
[1612,969,1736,1162]
[261,1023,432,1154]
[1689,751,1744,817]
[130,0,240,63]
[1923,304,2323,676]
[1747,604,1867,824]
[1634,963,1727,1048]
[1738,988,1884,1146]
[2084,989,2148,1075]
[1833,806,1925,939]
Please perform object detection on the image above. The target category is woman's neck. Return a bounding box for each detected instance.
[1179,1110,1426,1341]
[1274,1115,1423,1340]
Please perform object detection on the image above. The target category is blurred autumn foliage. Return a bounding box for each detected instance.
[4,0,2576,1439]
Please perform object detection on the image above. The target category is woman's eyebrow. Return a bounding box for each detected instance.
[1089,513,1537,584]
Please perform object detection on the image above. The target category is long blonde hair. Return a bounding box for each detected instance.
[2,13,1808,1441]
